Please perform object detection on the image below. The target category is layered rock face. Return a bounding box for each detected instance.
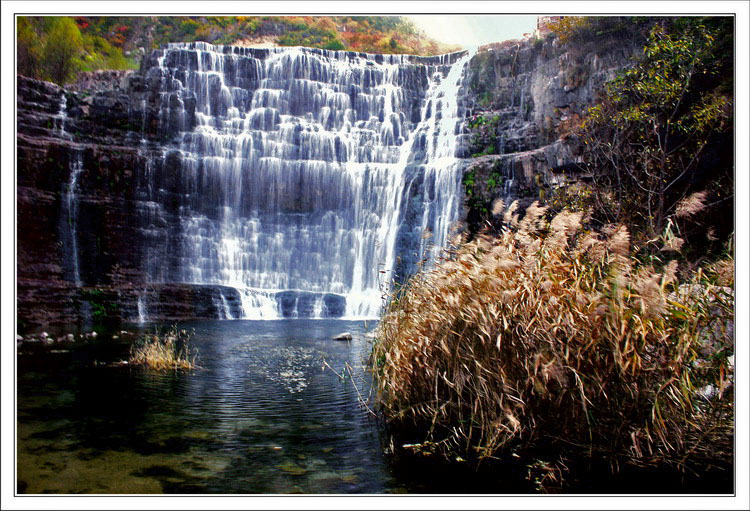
[17,44,474,331]
[16,35,635,332]
[461,35,638,222]
[17,76,145,331]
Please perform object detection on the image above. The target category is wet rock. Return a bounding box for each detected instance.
[697,384,718,402]
[277,461,307,476]
[333,332,352,341]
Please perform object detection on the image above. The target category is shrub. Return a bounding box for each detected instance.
[41,17,84,84]
[81,35,136,71]
[371,202,733,475]
[17,17,43,78]
[129,326,198,370]
[580,20,732,243]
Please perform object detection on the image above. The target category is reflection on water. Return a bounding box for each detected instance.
[17,320,513,494]
[17,320,732,494]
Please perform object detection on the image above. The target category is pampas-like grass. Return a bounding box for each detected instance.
[129,326,198,371]
[371,202,733,472]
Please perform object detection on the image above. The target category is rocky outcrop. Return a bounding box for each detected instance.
[16,76,148,332]
[66,69,135,93]
[460,32,640,223]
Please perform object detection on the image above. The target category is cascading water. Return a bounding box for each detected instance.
[53,92,70,139]
[61,149,84,287]
[413,47,477,266]
[137,293,148,323]
[137,43,473,319]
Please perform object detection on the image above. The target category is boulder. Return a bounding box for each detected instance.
[333,332,353,341]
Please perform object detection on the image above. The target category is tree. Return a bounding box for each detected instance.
[17,17,43,78]
[580,21,732,241]
[41,17,84,85]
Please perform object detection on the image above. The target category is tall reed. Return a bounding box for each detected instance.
[129,326,198,371]
[372,202,733,472]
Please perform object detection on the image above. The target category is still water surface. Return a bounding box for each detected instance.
[17,320,516,494]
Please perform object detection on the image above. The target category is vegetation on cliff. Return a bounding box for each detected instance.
[574,19,733,250]
[372,16,734,489]
[18,17,138,84]
[17,15,455,85]
[372,201,733,487]
[463,16,733,259]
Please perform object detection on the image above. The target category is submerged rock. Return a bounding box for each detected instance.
[333,332,352,341]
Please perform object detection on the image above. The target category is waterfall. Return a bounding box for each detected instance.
[137,43,473,319]
[54,92,70,139]
[238,289,279,319]
[414,48,477,266]
[137,292,148,323]
[219,291,234,319]
[61,149,84,286]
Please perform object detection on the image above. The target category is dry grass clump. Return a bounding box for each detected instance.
[372,202,733,472]
[129,326,198,371]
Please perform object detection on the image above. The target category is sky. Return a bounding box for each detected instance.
[408,15,539,48]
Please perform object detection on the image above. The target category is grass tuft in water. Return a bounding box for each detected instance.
[129,326,198,371]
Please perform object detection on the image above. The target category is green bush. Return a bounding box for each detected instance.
[17,17,42,78]
[581,21,732,243]
[41,17,84,84]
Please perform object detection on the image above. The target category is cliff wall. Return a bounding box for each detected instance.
[16,36,637,332]
[460,34,639,231]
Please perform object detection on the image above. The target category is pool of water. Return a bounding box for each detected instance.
[16,319,732,495]
[17,319,522,494]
